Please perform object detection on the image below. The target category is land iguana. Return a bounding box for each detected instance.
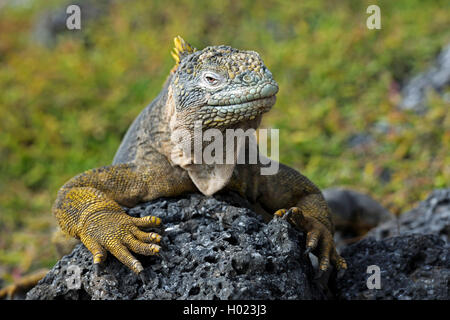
[3,37,348,294]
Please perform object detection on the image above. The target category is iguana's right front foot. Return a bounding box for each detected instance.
[78,209,162,278]
[52,163,196,282]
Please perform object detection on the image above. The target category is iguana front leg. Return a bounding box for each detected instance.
[229,161,347,277]
[53,162,195,279]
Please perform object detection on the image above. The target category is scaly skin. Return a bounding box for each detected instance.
[53,162,194,274]
[52,37,347,281]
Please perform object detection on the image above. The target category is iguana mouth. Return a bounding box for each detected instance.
[199,95,276,128]
[212,95,276,111]
[207,82,279,107]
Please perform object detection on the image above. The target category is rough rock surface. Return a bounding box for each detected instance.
[26,192,324,300]
[366,189,449,244]
[27,189,450,300]
[334,188,450,300]
[334,234,449,300]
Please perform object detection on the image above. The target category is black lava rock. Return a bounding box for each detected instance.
[26,189,450,300]
[26,193,323,300]
[334,234,449,300]
[333,189,450,300]
[367,189,449,244]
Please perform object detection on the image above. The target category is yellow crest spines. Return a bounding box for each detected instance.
[171,36,196,66]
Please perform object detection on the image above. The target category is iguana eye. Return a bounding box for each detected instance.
[205,76,218,84]
[202,72,223,88]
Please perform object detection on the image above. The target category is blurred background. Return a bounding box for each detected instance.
[0,0,448,287]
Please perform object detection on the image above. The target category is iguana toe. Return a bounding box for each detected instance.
[79,211,163,275]
[274,206,347,277]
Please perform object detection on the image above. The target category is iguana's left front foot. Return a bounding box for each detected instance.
[274,207,347,278]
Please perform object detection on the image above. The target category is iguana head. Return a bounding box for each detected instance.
[169,36,279,130]
[165,37,279,196]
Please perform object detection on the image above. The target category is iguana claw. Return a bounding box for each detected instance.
[93,263,101,277]
[274,207,347,276]
[138,272,147,285]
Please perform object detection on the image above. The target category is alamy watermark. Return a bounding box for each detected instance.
[66,4,81,30]
[67,4,382,31]
[366,265,381,289]
[170,121,280,175]
[366,5,381,30]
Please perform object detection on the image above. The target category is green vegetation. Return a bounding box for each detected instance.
[0,0,448,284]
